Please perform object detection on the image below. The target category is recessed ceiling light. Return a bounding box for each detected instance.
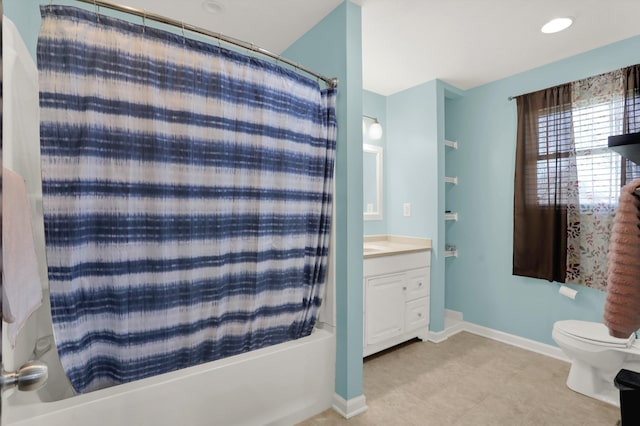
[202,0,225,14]
[541,17,574,34]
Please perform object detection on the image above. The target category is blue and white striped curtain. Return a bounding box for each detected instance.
[38,5,336,394]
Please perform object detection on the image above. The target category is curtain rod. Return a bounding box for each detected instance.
[73,0,338,89]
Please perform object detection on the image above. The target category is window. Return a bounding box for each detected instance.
[535,107,573,206]
[572,95,625,209]
[514,65,640,290]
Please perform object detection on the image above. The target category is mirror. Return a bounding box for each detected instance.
[363,144,383,221]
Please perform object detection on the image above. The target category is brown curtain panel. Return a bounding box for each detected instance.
[623,64,640,131]
[513,84,573,282]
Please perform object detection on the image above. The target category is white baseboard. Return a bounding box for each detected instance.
[444,309,463,325]
[428,322,464,343]
[429,309,569,363]
[427,309,465,343]
[332,393,368,419]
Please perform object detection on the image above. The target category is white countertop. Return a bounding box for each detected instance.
[363,235,432,259]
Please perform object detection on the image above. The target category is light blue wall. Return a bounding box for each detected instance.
[384,81,450,331]
[386,82,438,239]
[363,90,387,235]
[4,0,43,59]
[284,1,364,401]
[445,35,640,345]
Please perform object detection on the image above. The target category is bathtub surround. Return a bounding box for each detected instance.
[38,5,336,393]
[604,178,640,338]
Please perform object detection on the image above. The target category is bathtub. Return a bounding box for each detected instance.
[3,295,336,426]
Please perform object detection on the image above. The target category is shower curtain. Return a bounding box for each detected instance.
[38,5,336,394]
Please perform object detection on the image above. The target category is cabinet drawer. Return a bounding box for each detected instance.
[405,297,429,331]
[405,268,429,300]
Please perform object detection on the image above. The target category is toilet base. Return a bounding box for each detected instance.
[566,360,620,407]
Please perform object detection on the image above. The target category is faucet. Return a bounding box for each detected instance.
[1,361,49,392]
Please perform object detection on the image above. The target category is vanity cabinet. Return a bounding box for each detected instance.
[363,251,430,357]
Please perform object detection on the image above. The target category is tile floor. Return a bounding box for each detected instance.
[298,332,620,425]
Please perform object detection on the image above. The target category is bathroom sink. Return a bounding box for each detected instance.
[363,245,389,255]
[363,236,432,258]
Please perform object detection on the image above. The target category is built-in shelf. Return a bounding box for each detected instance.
[444,139,458,149]
[445,138,458,259]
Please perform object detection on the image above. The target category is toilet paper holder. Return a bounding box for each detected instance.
[559,285,578,300]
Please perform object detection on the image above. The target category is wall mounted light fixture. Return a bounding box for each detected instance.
[363,115,383,140]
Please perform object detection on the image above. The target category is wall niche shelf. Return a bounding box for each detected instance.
[444,212,458,221]
[444,176,458,185]
[445,137,458,260]
[444,250,458,258]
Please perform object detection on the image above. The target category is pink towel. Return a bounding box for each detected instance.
[2,168,43,347]
[604,178,640,338]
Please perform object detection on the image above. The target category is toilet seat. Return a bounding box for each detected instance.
[554,320,635,348]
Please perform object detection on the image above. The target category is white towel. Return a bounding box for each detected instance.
[2,168,43,347]
[2,16,48,287]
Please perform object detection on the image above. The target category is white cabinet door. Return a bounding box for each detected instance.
[365,273,405,345]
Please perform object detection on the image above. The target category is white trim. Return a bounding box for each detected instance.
[462,321,569,362]
[428,309,569,363]
[444,309,463,324]
[428,309,463,342]
[331,393,368,419]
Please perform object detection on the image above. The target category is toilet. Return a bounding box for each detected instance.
[552,320,640,406]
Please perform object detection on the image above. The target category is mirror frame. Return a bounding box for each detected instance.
[363,143,383,221]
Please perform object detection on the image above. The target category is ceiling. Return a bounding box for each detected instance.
[118,0,640,96]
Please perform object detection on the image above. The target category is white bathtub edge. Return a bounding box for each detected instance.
[4,328,336,426]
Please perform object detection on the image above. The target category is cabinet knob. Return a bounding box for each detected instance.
[418,313,422,317]
[418,282,423,287]
[402,286,407,291]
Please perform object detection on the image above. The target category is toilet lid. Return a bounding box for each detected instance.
[555,320,635,347]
